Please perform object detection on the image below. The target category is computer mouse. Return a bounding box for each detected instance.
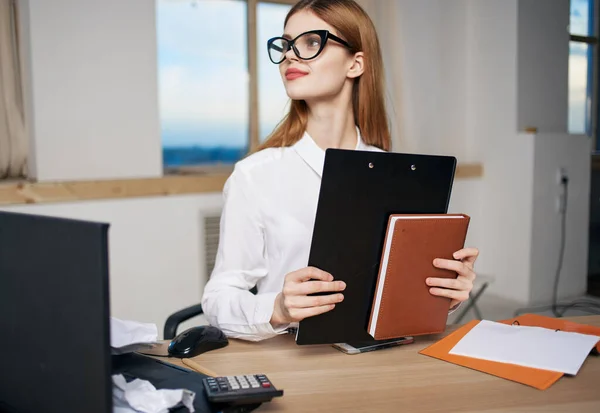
[168,325,229,358]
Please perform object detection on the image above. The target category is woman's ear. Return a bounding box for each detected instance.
[347,52,365,79]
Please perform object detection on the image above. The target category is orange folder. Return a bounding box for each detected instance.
[502,313,600,353]
[419,314,600,390]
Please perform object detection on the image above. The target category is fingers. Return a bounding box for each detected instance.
[433,258,476,281]
[289,266,334,283]
[280,266,345,324]
[286,304,337,322]
[426,276,472,292]
[284,292,344,309]
[452,247,479,269]
[429,287,469,303]
[287,280,346,296]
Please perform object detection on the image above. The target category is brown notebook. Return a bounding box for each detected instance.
[367,214,470,340]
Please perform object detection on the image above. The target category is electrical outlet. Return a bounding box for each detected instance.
[555,167,568,213]
[556,167,568,185]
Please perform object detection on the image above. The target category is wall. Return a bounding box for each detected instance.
[359,0,469,159]
[361,0,590,304]
[467,0,592,304]
[517,0,569,133]
[1,193,223,336]
[530,133,592,304]
[515,0,590,302]
[18,0,162,181]
[464,0,535,302]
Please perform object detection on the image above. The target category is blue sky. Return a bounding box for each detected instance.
[569,0,593,134]
[156,0,291,147]
[157,0,593,148]
[570,0,592,36]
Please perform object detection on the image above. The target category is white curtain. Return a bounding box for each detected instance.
[357,0,406,152]
[0,0,28,178]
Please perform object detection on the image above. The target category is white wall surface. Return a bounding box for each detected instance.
[360,0,470,159]
[464,0,530,302]
[530,133,592,304]
[2,194,223,338]
[362,0,590,305]
[517,0,569,133]
[18,0,162,181]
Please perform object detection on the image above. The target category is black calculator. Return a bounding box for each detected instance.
[202,374,284,405]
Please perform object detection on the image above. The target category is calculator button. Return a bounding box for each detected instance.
[231,383,240,390]
[250,382,259,388]
[261,382,271,388]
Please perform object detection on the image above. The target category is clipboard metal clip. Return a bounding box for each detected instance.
[512,319,561,332]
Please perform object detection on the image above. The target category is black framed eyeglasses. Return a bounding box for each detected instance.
[267,29,352,64]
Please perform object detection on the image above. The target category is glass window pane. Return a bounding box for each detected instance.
[568,41,591,135]
[258,2,293,142]
[157,0,248,168]
[570,0,593,36]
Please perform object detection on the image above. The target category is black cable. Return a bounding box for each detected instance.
[514,175,600,317]
[551,176,569,317]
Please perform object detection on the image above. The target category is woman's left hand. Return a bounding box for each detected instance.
[426,247,479,310]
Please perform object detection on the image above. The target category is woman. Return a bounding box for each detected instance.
[201,0,479,341]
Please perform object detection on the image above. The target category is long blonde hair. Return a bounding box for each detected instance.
[255,0,391,152]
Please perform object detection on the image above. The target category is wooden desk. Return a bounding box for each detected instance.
[169,316,600,412]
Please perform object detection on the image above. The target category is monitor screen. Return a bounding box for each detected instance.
[0,211,112,413]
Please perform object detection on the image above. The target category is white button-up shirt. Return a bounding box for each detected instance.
[201,128,383,341]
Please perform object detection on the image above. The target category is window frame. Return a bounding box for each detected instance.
[163,0,297,175]
[570,0,600,150]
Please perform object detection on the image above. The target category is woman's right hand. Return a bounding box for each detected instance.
[270,267,346,326]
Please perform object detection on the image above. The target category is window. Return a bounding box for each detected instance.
[156,0,295,171]
[569,0,597,149]
[258,2,294,141]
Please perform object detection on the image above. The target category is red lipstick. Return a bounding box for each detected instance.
[285,68,309,80]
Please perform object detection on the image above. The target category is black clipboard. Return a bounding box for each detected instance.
[296,149,457,345]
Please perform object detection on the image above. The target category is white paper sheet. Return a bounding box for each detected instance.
[112,374,195,413]
[110,317,159,354]
[448,320,600,375]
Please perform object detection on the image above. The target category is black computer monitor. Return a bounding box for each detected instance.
[0,211,112,413]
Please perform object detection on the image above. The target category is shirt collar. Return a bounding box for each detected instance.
[293,126,365,177]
